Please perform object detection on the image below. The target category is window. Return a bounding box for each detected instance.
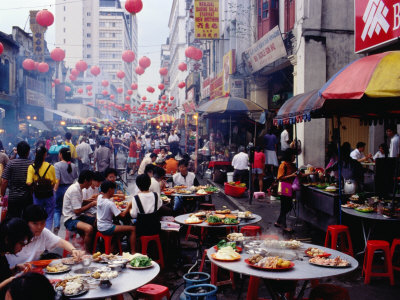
[0,59,10,94]
[111,22,116,27]
[87,23,91,27]
[87,54,91,58]
[112,33,116,38]
[63,38,66,44]
[63,28,66,33]
[87,12,91,16]
[87,44,91,48]
[63,6,66,11]
[63,16,66,21]
[100,22,105,27]
[262,0,269,19]
[87,33,91,38]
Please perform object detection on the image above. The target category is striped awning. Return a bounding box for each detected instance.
[148,114,176,125]
[273,90,326,126]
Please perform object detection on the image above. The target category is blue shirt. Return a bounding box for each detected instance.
[264,134,277,151]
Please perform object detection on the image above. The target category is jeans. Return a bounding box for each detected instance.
[54,184,70,229]
[78,160,90,172]
[33,192,55,229]
[173,196,183,211]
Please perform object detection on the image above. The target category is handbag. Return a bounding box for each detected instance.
[292,176,301,192]
[278,181,293,197]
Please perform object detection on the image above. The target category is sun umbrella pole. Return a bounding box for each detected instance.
[295,122,298,168]
[229,115,232,145]
[337,116,343,224]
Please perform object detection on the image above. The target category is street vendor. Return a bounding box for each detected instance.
[172,160,199,211]
[232,146,249,184]
[350,142,372,162]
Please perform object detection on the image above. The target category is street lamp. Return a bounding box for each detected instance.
[26,116,31,120]
[33,116,37,120]
[60,120,66,126]
[193,113,199,172]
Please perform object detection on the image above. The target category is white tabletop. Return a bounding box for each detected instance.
[45,261,160,299]
[175,213,262,228]
[342,207,400,221]
[207,242,358,281]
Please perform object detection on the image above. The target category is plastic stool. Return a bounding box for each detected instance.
[390,238,400,271]
[137,284,170,300]
[92,232,122,255]
[253,192,266,200]
[200,249,235,289]
[241,225,262,237]
[309,284,350,300]
[362,240,394,285]
[140,235,165,268]
[324,225,354,256]
[185,226,207,241]
[199,203,216,211]
[260,234,279,240]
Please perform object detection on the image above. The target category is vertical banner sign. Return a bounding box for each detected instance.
[30,11,47,58]
[355,0,400,53]
[223,50,236,95]
[194,0,220,39]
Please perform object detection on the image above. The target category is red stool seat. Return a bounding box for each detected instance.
[140,235,165,268]
[92,232,122,255]
[362,240,394,285]
[200,249,235,289]
[391,238,400,271]
[241,225,262,237]
[309,284,350,300]
[324,225,354,256]
[137,284,170,300]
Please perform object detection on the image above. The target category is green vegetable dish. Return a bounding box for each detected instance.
[217,239,236,250]
[207,216,222,223]
[223,218,239,225]
[130,255,152,268]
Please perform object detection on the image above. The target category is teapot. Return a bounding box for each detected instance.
[344,179,357,195]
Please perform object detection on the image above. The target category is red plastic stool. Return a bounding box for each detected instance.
[199,203,216,211]
[137,284,170,300]
[63,230,84,257]
[140,235,165,268]
[260,234,279,240]
[200,249,235,289]
[363,240,394,285]
[241,225,262,237]
[390,238,400,271]
[185,226,207,241]
[92,232,122,255]
[324,225,354,256]
[309,284,350,300]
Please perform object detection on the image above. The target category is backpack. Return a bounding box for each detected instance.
[134,193,161,237]
[32,164,54,199]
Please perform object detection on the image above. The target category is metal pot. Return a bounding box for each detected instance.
[344,179,357,195]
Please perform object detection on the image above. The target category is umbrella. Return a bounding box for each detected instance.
[197,95,265,114]
[148,114,176,125]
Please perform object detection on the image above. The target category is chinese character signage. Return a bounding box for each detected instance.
[355,0,400,53]
[243,26,287,73]
[195,0,219,40]
[210,72,224,100]
[30,11,47,57]
[223,50,236,95]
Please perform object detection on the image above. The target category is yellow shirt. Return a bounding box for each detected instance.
[26,161,56,186]
[65,141,77,159]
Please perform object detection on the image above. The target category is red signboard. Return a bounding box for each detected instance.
[355,0,400,53]
[209,72,223,100]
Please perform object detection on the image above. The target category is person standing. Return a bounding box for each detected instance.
[386,125,400,158]
[231,146,249,184]
[64,132,77,162]
[93,139,112,172]
[127,136,138,175]
[76,138,93,172]
[263,129,278,175]
[138,153,157,175]
[252,147,266,192]
[1,141,32,218]
[280,126,291,152]
[168,130,180,156]
[26,146,56,229]
[53,148,78,235]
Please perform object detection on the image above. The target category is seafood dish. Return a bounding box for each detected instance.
[227,233,245,241]
[305,247,331,257]
[309,256,350,267]
[46,263,70,273]
[55,276,88,297]
[246,254,293,269]
[263,239,302,249]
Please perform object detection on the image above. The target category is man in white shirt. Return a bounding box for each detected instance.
[168,129,180,156]
[350,142,372,162]
[62,170,96,252]
[173,160,199,211]
[76,138,93,172]
[232,146,249,183]
[138,153,157,175]
[82,171,104,216]
[386,125,400,158]
[280,127,290,151]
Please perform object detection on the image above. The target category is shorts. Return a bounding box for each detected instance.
[127,157,137,163]
[100,225,116,236]
[64,215,96,232]
[252,168,263,174]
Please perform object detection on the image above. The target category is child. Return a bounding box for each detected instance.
[97,181,136,254]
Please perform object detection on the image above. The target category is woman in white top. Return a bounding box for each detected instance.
[373,143,389,160]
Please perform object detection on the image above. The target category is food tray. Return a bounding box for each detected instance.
[244,259,295,271]
[210,253,241,262]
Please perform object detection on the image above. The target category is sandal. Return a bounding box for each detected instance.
[274,222,282,228]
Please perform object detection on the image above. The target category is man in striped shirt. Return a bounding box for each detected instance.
[1,141,33,218]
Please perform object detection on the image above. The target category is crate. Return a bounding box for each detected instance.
[224,182,246,197]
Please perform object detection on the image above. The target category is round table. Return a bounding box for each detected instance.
[207,242,358,300]
[342,207,400,255]
[45,261,160,299]
[175,213,262,228]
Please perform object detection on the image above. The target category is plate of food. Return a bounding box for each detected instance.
[54,276,89,297]
[309,256,351,268]
[127,254,154,269]
[245,255,294,270]
[45,262,71,274]
[305,247,331,258]
[215,209,231,214]
[61,257,82,266]
[206,215,223,225]
[227,233,245,242]
[341,202,360,209]
[191,211,207,218]
[355,206,374,213]
[184,215,203,224]
[92,252,120,263]
[237,211,254,219]
[90,267,119,280]
[223,217,239,225]
[174,185,187,189]
[196,189,208,196]
[324,186,337,192]
[211,247,241,261]
[204,186,219,194]
[214,240,242,253]
[30,259,54,268]
[263,239,302,249]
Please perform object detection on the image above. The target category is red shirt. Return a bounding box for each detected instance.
[253,151,265,169]
[129,142,137,158]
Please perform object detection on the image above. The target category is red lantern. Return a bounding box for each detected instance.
[193,48,203,61]
[185,46,196,59]
[122,50,135,63]
[168,102,172,106]
[37,62,49,73]
[135,66,145,75]
[36,10,54,27]
[86,85,92,91]
[164,107,168,112]
[22,59,35,71]
[116,70,125,79]
[139,56,151,69]
[71,68,80,77]
[127,90,133,95]
[65,86,71,92]
[158,84,165,90]
[178,62,187,72]
[34,62,39,70]
[159,67,168,76]
[147,86,155,93]
[88,91,93,96]
[69,75,76,81]
[90,65,101,76]
[131,83,138,90]
[178,82,186,89]
[162,100,166,105]
[101,80,109,87]
[161,95,167,100]
[0,42,3,55]
[110,94,115,100]
[142,96,147,101]
[102,90,108,96]
[161,105,165,109]
[157,100,162,104]
[117,87,123,94]
[77,88,83,94]
[54,78,61,85]
[125,96,130,101]
[125,0,143,14]
[170,96,175,101]
[75,60,88,72]
[50,48,65,61]
[51,82,55,88]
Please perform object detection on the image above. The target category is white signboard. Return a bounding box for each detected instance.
[243,26,287,73]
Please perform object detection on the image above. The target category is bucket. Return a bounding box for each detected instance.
[227,172,234,183]
[179,273,211,300]
[184,284,217,300]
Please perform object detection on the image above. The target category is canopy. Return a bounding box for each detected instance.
[28,120,50,131]
[148,114,176,125]
[45,108,83,123]
[197,95,265,114]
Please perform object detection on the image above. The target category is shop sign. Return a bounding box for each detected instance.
[355,0,400,53]
[194,0,219,40]
[29,11,46,56]
[183,100,196,113]
[201,77,211,99]
[230,78,244,98]
[210,72,224,100]
[223,50,236,95]
[243,26,287,73]
[25,77,49,108]
[187,87,195,101]
[186,72,200,90]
